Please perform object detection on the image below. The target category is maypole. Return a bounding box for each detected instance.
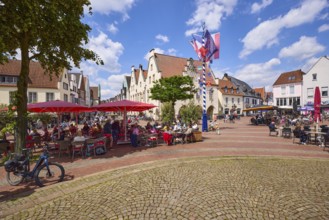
[201,23,208,132]
[190,22,220,133]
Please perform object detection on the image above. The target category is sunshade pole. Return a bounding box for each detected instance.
[124,106,127,141]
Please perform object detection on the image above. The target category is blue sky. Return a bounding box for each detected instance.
[77,0,329,100]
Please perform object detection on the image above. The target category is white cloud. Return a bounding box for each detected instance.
[167,48,177,56]
[96,74,127,99]
[86,31,124,74]
[155,34,169,43]
[251,0,273,14]
[107,23,119,34]
[279,36,325,60]
[240,0,328,58]
[234,58,281,88]
[318,24,329,32]
[144,48,178,61]
[185,0,238,36]
[89,0,135,20]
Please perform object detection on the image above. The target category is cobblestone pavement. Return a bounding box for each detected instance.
[1,117,329,219]
[1,157,329,219]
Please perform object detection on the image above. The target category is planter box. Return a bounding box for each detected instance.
[193,131,202,142]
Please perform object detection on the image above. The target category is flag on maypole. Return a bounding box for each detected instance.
[190,26,220,132]
[190,31,220,62]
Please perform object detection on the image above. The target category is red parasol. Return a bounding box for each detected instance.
[314,86,321,122]
[93,100,156,112]
[28,100,94,139]
[94,100,157,142]
[28,100,93,113]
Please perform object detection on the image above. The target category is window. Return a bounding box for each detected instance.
[0,76,18,84]
[289,85,294,94]
[230,88,233,94]
[322,86,328,97]
[312,73,317,80]
[246,98,249,104]
[225,97,228,104]
[289,97,293,106]
[238,98,240,104]
[64,94,68,102]
[150,64,153,71]
[281,86,286,95]
[224,87,228,93]
[232,98,234,103]
[46,93,54,102]
[276,99,279,106]
[28,92,37,103]
[63,82,68,90]
[307,88,314,98]
[149,76,151,84]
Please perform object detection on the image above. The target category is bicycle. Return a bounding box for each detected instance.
[4,143,65,187]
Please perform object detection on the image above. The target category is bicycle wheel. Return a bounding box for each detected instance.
[6,171,24,186]
[35,162,65,187]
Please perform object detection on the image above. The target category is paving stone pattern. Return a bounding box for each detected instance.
[2,157,329,219]
[1,117,329,219]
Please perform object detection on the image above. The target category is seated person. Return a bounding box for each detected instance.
[192,122,199,131]
[173,122,182,132]
[30,128,41,137]
[269,121,278,135]
[41,127,50,141]
[145,122,152,131]
[73,130,86,142]
[69,124,78,137]
[299,129,308,145]
[81,122,90,136]
[184,124,194,143]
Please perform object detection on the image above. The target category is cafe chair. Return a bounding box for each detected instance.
[71,141,85,159]
[86,137,106,156]
[292,130,301,144]
[282,127,292,138]
[56,140,71,158]
[323,134,329,151]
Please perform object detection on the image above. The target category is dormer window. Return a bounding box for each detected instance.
[224,87,228,93]
[312,73,317,81]
[231,88,233,94]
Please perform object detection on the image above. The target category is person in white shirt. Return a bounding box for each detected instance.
[192,122,199,131]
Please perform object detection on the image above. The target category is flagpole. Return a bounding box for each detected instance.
[201,23,208,132]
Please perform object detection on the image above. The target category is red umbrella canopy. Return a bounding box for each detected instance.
[94,100,156,112]
[28,100,93,113]
[314,86,321,122]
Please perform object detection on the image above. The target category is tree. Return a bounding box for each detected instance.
[179,101,202,125]
[150,75,197,117]
[160,101,175,124]
[0,0,103,153]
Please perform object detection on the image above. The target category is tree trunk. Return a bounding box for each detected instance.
[15,36,29,153]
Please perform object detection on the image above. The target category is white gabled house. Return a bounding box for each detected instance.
[302,56,329,113]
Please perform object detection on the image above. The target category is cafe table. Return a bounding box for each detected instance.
[305,131,327,146]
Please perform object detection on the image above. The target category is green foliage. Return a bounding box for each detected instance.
[29,113,54,127]
[0,0,103,69]
[0,104,17,137]
[0,0,102,152]
[179,101,202,125]
[150,75,197,107]
[160,102,175,124]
